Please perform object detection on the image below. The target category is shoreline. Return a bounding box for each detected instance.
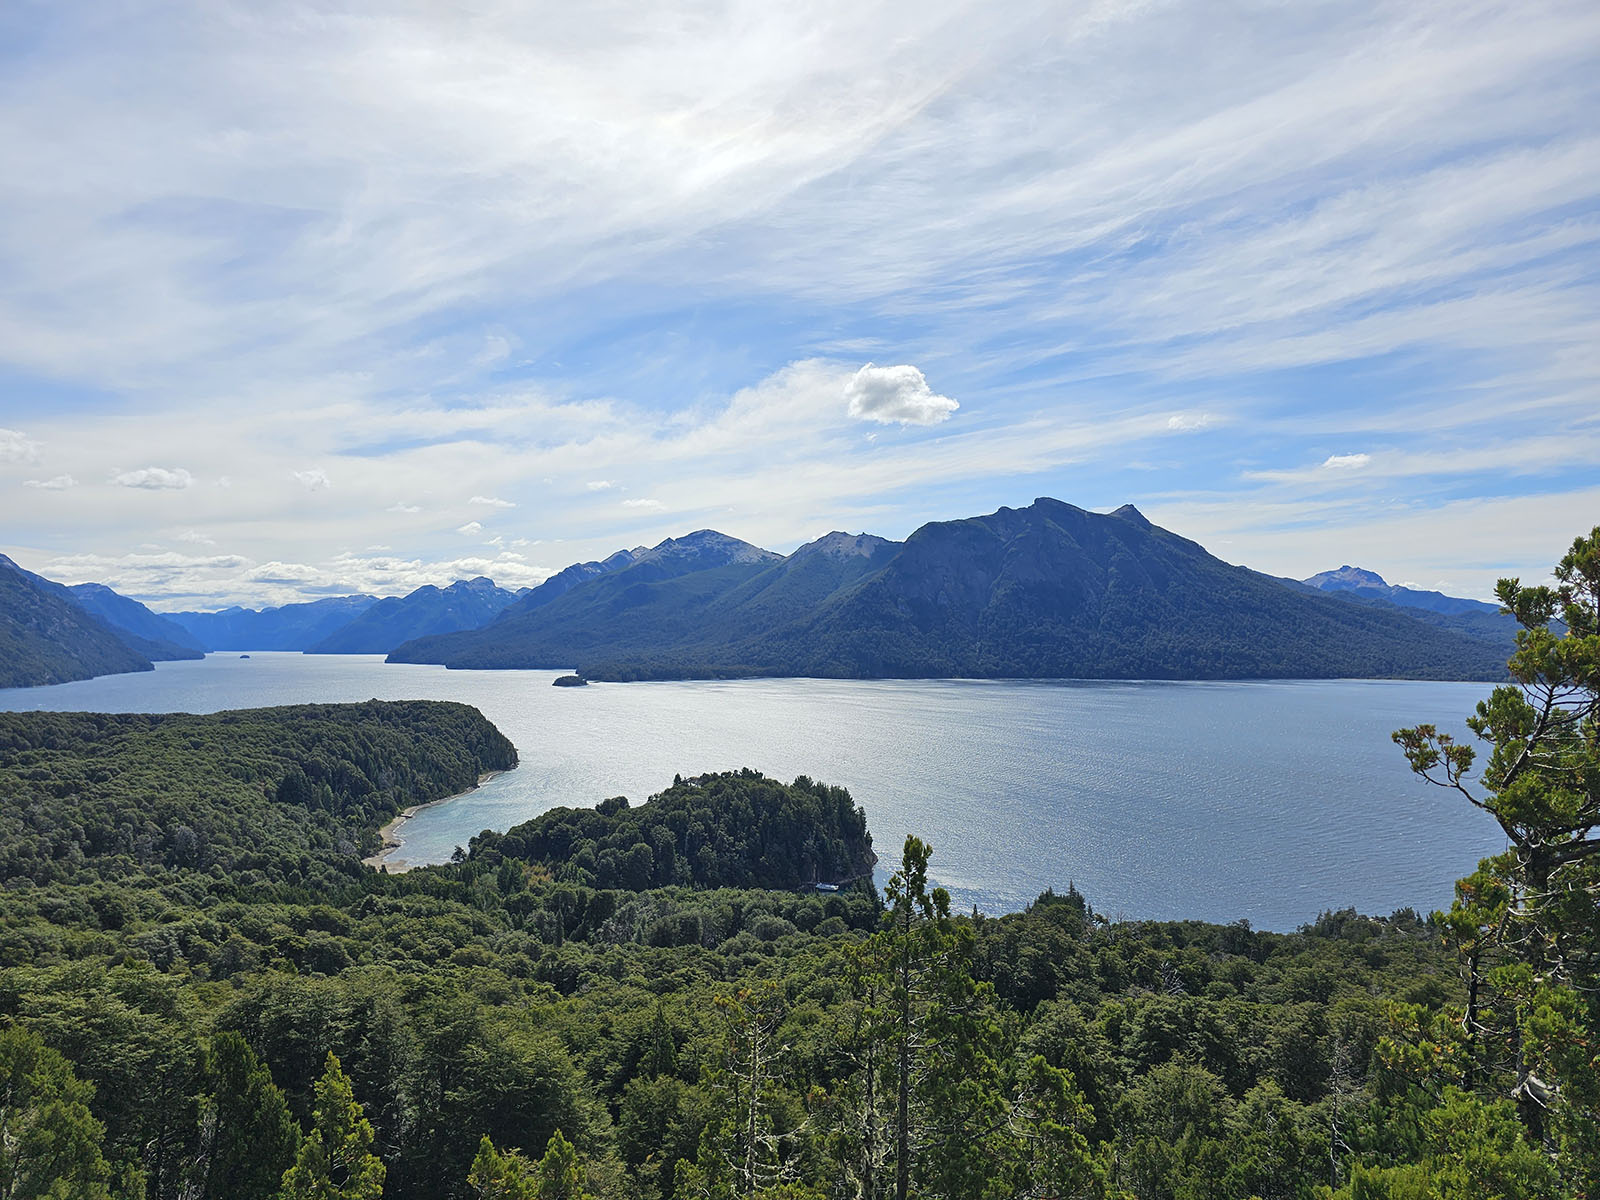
[363,768,507,873]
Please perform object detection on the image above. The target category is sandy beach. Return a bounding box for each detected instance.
[363,768,507,873]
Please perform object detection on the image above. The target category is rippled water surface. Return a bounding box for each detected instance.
[0,653,1504,928]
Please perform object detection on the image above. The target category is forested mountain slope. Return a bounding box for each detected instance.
[0,554,154,687]
[65,581,206,660]
[389,530,784,668]
[392,499,1509,682]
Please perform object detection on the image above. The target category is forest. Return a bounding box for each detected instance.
[1,529,1597,1200]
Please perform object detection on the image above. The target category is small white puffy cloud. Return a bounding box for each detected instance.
[456,520,484,534]
[1323,453,1371,470]
[1166,412,1214,432]
[292,468,331,491]
[24,474,76,490]
[586,480,617,491]
[469,495,515,508]
[622,498,664,510]
[844,363,959,426]
[113,466,194,490]
[176,528,214,545]
[387,501,422,513]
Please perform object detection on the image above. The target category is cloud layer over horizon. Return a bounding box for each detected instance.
[2,0,1596,608]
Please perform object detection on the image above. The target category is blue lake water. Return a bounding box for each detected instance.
[0,653,1505,929]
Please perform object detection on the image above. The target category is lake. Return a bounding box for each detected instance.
[0,653,1504,929]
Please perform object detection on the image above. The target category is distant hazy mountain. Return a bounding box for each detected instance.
[389,500,1509,681]
[0,554,154,687]
[1302,565,1501,615]
[1299,565,1517,649]
[167,595,379,650]
[65,582,206,660]
[307,577,525,654]
[389,530,785,667]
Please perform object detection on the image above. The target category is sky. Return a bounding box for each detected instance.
[1,0,1596,610]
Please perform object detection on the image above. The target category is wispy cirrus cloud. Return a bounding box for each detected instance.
[0,1,1594,606]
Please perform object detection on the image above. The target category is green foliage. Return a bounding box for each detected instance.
[0,701,517,886]
[473,770,873,892]
[198,1031,300,1200]
[534,1131,591,1200]
[0,1024,119,1199]
[278,1053,385,1200]
[467,1136,536,1200]
[10,688,1594,1199]
[1393,526,1600,1192]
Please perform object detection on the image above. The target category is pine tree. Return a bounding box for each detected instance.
[278,1052,385,1200]
[467,1136,537,1200]
[679,983,797,1199]
[196,1031,300,1200]
[1394,525,1600,1189]
[0,1025,119,1200]
[534,1130,591,1200]
[1010,1055,1106,1200]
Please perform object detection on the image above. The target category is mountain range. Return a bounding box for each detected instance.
[1,498,1519,689]
[389,499,1512,682]
[1296,564,1518,646]
[165,595,380,650]
[306,577,526,654]
[0,554,159,687]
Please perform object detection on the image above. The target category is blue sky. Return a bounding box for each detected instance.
[1,0,1596,608]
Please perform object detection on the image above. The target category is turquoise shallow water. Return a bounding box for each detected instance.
[0,653,1503,929]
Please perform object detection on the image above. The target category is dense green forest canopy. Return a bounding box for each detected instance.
[4,518,1598,1200]
[470,770,875,892]
[0,701,516,886]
